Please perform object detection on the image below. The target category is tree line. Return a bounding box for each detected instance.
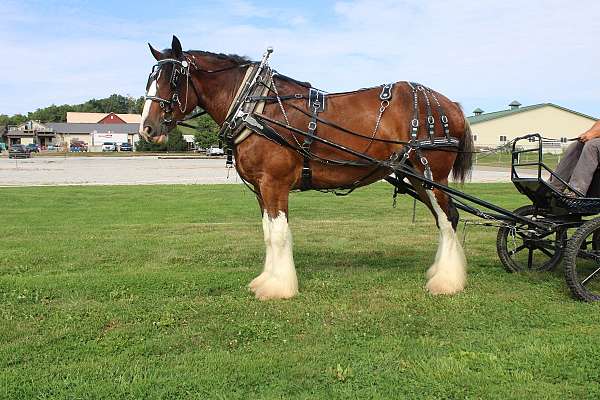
[1,93,221,152]
[0,94,145,127]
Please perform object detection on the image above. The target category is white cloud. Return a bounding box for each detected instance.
[1,0,599,116]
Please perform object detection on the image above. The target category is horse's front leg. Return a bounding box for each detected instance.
[248,182,298,300]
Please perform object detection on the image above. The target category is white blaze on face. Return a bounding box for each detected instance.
[139,79,157,134]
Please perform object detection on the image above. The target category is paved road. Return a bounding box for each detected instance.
[0,156,541,187]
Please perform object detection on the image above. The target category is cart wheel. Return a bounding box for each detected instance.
[564,218,600,302]
[496,205,566,273]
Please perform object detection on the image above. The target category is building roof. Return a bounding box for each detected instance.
[468,103,598,124]
[47,122,139,134]
[66,112,142,124]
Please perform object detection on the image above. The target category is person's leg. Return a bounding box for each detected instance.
[549,141,584,191]
[586,170,600,197]
[568,138,600,195]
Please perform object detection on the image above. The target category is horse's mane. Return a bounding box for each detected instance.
[274,73,312,89]
[184,50,312,88]
[186,50,251,65]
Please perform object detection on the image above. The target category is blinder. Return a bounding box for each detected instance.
[144,58,192,122]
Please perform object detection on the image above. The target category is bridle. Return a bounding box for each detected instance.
[145,58,195,124]
[144,54,257,125]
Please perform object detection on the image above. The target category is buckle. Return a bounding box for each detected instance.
[308,121,317,131]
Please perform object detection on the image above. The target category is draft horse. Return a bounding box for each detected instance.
[140,36,474,300]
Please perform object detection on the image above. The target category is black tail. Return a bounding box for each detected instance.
[451,116,474,184]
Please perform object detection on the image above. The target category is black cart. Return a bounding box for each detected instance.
[388,133,600,301]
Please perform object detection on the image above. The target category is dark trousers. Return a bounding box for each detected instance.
[550,138,600,197]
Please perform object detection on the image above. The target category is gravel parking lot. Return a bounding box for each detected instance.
[0,156,242,186]
[0,155,538,187]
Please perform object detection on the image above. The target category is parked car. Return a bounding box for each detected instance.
[70,141,88,152]
[207,146,224,156]
[8,144,31,159]
[25,143,40,153]
[70,144,84,152]
[102,142,118,152]
[47,144,61,151]
[119,142,133,152]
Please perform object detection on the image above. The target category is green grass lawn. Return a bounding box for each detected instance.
[1,183,600,399]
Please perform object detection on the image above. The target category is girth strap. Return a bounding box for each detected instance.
[301,88,327,191]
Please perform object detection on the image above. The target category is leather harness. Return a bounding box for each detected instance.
[164,49,463,194]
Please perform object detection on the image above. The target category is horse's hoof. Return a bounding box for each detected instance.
[248,272,269,292]
[426,274,465,295]
[252,276,298,300]
[425,263,439,280]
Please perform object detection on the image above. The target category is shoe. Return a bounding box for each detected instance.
[563,188,578,198]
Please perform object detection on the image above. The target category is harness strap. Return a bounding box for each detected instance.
[408,82,420,142]
[428,89,451,141]
[418,86,435,143]
[301,88,327,191]
[407,82,434,188]
[246,93,306,102]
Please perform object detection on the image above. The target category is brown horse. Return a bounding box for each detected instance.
[140,36,474,300]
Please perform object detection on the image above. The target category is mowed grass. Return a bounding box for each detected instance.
[1,183,600,399]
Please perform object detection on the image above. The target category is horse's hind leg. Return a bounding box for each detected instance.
[248,181,298,300]
[423,188,467,295]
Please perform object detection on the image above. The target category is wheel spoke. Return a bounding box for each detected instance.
[527,248,533,268]
[533,239,558,251]
[509,244,527,256]
[581,265,600,286]
[577,249,600,262]
[538,247,553,258]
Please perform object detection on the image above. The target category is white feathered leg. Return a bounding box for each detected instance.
[249,211,298,300]
[248,212,273,291]
[425,190,467,295]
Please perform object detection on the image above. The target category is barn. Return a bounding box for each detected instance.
[468,102,597,150]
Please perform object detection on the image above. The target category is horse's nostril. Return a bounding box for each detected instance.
[144,126,153,135]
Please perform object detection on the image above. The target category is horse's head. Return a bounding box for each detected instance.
[140,35,197,143]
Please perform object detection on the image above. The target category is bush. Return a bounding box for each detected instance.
[135,128,188,152]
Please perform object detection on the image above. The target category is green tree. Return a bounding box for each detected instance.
[192,114,220,149]
[167,128,187,151]
[135,137,167,152]
[2,93,147,124]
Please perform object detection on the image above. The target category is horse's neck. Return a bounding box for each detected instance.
[191,67,246,125]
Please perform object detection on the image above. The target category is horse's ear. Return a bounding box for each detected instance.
[171,35,183,58]
[148,43,164,61]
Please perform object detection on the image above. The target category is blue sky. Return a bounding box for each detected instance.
[1,0,599,118]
